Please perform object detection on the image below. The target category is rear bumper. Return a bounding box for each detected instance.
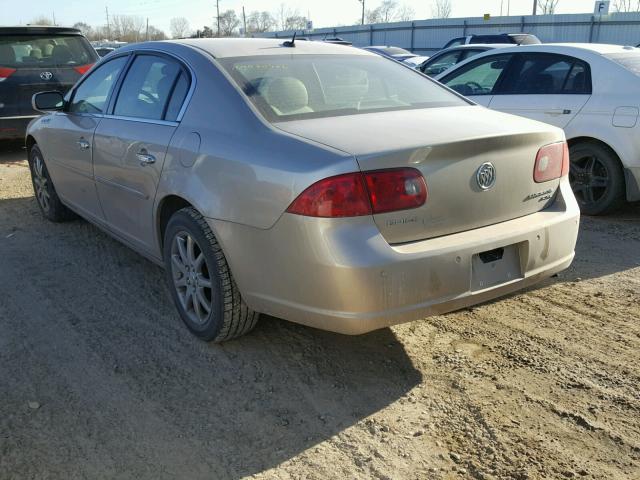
[0,116,37,141]
[209,178,580,335]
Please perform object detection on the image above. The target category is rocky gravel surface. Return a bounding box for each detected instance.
[1,145,639,479]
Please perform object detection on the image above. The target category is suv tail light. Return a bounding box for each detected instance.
[287,168,427,218]
[534,141,569,183]
[0,67,16,82]
[74,64,94,75]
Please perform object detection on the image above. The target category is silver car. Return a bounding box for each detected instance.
[26,39,580,342]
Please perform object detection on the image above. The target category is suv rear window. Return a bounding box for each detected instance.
[0,35,96,69]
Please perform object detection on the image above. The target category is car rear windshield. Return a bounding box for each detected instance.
[0,34,96,69]
[605,52,640,76]
[219,54,468,122]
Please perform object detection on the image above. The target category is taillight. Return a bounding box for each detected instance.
[287,168,427,218]
[534,141,569,183]
[364,168,427,214]
[0,67,16,82]
[74,64,94,75]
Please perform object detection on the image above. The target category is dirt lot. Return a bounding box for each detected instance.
[0,144,639,480]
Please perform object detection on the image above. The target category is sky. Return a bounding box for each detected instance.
[0,0,604,36]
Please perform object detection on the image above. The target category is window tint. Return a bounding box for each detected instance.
[114,55,183,120]
[459,49,486,61]
[422,51,462,76]
[219,54,466,122]
[69,56,127,114]
[563,62,591,94]
[470,35,510,44]
[501,54,590,94]
[442,54,512,96]
[165,72,190,121]
[444,38,465,49]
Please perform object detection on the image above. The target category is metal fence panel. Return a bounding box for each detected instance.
[263,12,640,52]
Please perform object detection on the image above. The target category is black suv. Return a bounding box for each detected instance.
[443,33,541,50]
[0,26,98,141]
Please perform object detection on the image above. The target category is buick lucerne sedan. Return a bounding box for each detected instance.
[26,38,580,342]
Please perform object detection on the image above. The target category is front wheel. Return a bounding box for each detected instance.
[163,207,259,342]
[569,142,625,216]
[28,144,76,222]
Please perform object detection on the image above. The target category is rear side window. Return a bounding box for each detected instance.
[69,56,127,114]
[500,54,591,95]
[0,35,96,69]
[114,54,188,121]
[444,37,466,49]
[422,50,462,76]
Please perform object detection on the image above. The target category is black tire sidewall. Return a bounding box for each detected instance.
[569,142,625,216]
[28,145,54,219]
[163,210,225,340]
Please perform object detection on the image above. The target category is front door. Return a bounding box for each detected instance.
[93,53,189,252]
[42,55,128,220]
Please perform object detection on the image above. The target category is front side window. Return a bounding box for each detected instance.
[442,54,513,96]
[422,51,462,76]
[69,56,127,114]
[219,54,467,122]
[501,54,589,95]
[114,55,186,121]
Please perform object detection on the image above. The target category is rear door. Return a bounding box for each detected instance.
[42,55,128,220]
[93,53,191,252]
[0,33,97,118]
[439,53,515,107]
[489,53,591,128]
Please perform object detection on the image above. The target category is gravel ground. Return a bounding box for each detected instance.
[1,144,639,480]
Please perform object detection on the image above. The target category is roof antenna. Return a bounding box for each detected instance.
[283,31,297,47]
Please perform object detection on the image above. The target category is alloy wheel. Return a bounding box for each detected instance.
[32,154,50,213]
[170,231,213,325]
[569,154,611,208]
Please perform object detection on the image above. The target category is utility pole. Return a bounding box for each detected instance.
[216,0,221,37]
[359,0,365,25]
[105,6,111,40]
[52,11,56,25]
[146,18,149,41]
[532,0,538,15]
[242,6,247,37]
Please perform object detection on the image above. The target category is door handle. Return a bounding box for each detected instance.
[77,138,90,150]
[136,150,156,166]
[545,109,572,115]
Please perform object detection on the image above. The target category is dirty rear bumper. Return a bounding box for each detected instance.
[0,116,36,141]
[209,178,580,335]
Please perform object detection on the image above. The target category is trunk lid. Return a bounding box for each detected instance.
[277,106,564,244]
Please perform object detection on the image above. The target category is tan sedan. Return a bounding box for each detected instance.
[26,38,580,341]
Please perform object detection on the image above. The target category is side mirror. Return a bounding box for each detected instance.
[32,91,64,112]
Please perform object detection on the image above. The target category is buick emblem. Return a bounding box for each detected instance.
[476,162,496,191]
[40,71,53,80]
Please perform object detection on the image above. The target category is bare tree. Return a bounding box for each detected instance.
[29,16,54,26]
[170,17,191,38]
[247,11,276,33]
[72,22,93,37]
[218,10,240,37]
[431,0,452,19]
[378,0,399,22]
[539,0,560,14]
[284,14,307,31]
[397,5,416,21]
[614,0,640,11]
[147,25,167,41]
[110,15,145,42]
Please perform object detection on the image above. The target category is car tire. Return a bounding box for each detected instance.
[163,207,259,342]
[28,144,77,222]
[569,142,625,216]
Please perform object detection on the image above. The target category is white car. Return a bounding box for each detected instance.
[436,43,640,215]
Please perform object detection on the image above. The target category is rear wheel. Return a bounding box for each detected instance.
[569,142,625,216]
[163,207,259,342]
[28,144,76,222]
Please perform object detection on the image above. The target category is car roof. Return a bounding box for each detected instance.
[0,26,83,35]
[446,43,515,50]
[174,38,373,58]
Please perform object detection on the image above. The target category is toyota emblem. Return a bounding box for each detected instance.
[40,71,53,80]
[476,162,496,191]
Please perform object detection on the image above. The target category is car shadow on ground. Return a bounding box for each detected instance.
[0,195,422,478]
[0,142,26,164]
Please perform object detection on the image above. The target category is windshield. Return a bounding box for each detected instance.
[606,52,640,76]
[0,34,96,68]
[219,54,467,122]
